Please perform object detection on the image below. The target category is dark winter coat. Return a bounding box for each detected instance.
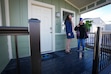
[74,24,88,39]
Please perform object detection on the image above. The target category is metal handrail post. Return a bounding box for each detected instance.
[92,27,101,74]
[29,19,41,74]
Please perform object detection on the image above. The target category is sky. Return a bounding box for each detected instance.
[81,4,111,24]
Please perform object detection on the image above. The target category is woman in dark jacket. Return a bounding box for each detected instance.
[74,18,88,51]
[64,14,74,53]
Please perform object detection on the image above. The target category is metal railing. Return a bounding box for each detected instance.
[0,19,41,74]
[1,24,111,74]
[92,27,111,74]
[85,32,95,49]
[99,31,111,72]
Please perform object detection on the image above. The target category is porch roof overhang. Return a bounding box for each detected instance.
[65,0,111,14]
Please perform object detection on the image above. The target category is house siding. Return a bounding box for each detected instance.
[9,0,30,58]
[0,36,9,73]
[34,0,78,50]
[8,0,79,58]
[0,0,10,73]
[1,0,6,25]
[34,0,79,32]
[55,35,77,51]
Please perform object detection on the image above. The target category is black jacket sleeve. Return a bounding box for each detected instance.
[74,26,79,31]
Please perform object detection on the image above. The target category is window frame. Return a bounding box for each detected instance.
[61,8,75,34]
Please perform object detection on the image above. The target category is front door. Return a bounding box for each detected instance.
[31,5,52,53]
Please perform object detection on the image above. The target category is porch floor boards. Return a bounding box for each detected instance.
[1,48,93,74]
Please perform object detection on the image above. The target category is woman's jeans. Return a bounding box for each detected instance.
[77,39,85,50]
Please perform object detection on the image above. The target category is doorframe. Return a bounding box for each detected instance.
[28,0,55,53]
[4,0,13,59]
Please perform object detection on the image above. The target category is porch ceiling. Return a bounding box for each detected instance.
[66,0,97,9]
[65,0,111,14]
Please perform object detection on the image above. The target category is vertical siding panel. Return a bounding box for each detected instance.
[52,0,59,11]
[18,0,29,58]
[19,0,28,26]
[52,0,61,33]
[9,0,21,58]
[56,0,61,33]
[60,0,65,8]
[19,0,22,26]
[8,0,79,57]
[9,0,29,58]
[9,0,20,26]
[1,0,6,25]
[65,1,72,10]
[0,36,9,73]
[55,35,66,51]
[42,0,51,4]
[18,36,30,58]
[0,0,9,70]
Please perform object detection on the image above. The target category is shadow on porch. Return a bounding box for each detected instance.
[1,48,93,74]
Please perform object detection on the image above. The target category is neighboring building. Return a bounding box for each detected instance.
[105,24,111,31]
[83,17,106,32]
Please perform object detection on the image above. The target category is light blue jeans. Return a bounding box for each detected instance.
[77,39,85,50]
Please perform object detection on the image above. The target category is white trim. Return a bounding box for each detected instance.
[65,0,79,10]
[80,1,96,9]
[7,36,13,59]
[28,0,55,52]
[28,0,32,19]
[0,1,2,26]
[55,33,66,35]
[61,8,76,33]
[4,0,13,59]
[28,0,31,56]
[80,0,111,14]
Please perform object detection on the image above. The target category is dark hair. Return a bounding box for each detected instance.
[65,14,71,23]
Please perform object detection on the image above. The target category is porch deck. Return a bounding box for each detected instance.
[1,48,93,74]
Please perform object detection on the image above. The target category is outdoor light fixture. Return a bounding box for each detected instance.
[56,12,60,17]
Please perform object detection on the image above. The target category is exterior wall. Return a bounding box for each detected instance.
[0,0,9,73]
[0,36,9,73]
[105,24,111,31]
[9,0,30,58]
[1,0,6,25]
[8,0,79,59]
[34,0,79,51]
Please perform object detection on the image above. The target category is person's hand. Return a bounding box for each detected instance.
[77,24,80,27]
[68,33,71,36]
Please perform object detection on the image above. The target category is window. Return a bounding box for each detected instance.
[0,1,2,26]
[61,8,75,33]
